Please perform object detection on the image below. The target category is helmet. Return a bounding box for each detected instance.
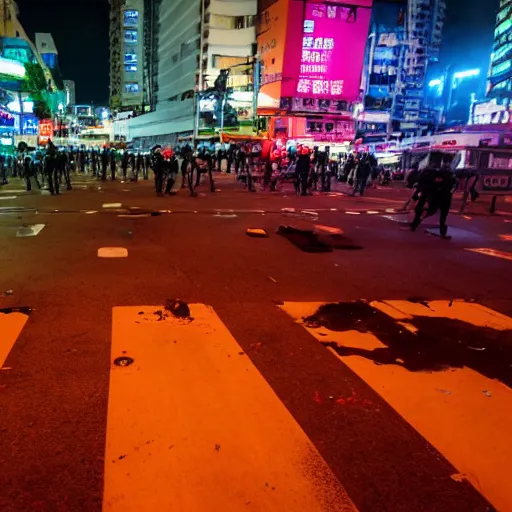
[272,149,281,159]
[301,146,310,155]
[281,149,288,157]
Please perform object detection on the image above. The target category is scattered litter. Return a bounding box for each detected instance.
[165,299,191,319]
[467,346,486,351]
[313,391,323,403]
[450,473,467,483]
[1,290,13,297]
[395,358,405,364]
[366,210,379,214]
[215,444,221,452]
[314,225,343,235]
[461,215,472,220]
[0,367,12,371]
[83,210,98,214]
[436,388,452,395]
[98,247,128,258]
[448,299,453,307]
[345,211,361,215]
[102,203,122,208]
[482,390,492,398]
[246,228,269,238]
[16,224,45,238]
[113,356,134,367]
[268,276,277,283]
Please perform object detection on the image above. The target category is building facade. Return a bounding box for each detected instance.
[109,0,145,110]
[63,79,76,106]
[358,0,446,141]
[124,0,258,147]
[256,0,372,147]
[468,0,512,129]
[488,0,512,98]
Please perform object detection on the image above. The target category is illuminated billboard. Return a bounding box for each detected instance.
[295,3,371,101]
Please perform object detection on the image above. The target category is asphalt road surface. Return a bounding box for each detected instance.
[0,173,511,512]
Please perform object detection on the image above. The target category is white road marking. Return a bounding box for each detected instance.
[104,305,357,512]
[16,224,45,237]
[98,247,128,258]
[0,196,17,200]
[282,300,512,512]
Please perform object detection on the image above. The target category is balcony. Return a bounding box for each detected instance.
[208,0,256,17]
[206,26,255,47]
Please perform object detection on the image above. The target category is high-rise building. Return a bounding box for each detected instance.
[35,33,58,68]
[357,0,446,141]
[109,0,145,111]
[257,0,372,146]
[488,0,512,98]
[468,0,512,128]
[124,0,257,147]
[64,80,76,106]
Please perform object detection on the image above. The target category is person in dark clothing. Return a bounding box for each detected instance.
[296,147,311,196]
[152,150,165,196]
[144,153,150,180]
[410,166,457,237]
[23,156,38,191]
[164,153,179,195]
[0,155,7,185]
[121,151,129,180]
[45,144,59,195]
[58,151,72,190]
[81,148,87,173]
[109,150,116,180]
[101,149,108,181]
[180,156,189,188]
[135,152,144,182]
[350,154,371,196]
[91,150,98,177]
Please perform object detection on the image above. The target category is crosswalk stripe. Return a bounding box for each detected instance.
[0,310,29,367]
[104,304,357,512]
[280,300,512,512]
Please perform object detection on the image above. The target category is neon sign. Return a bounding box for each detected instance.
[296,3,371,101]
[0,57,26,79]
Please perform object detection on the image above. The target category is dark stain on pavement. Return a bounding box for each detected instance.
[277,225,362,253]
[113,356,134,368]
[165,299,191,319]
[304,301,512,388]
[0,306,33,315]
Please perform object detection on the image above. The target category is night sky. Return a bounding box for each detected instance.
[14,0,500,107]
[16,0,110,106]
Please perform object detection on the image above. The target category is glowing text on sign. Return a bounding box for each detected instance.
[296,3,372,101]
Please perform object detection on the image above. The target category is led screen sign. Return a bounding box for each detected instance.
[296,3,371,101]
[0,57,26,79]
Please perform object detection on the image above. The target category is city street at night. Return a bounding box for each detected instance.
[1,0,512,509]
[1,177,511,511]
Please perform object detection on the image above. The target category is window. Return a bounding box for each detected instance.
[124,10,139,26]
[125,53,137,64]
[125,30,138,43]
[172,54,179,64]
[125,83,139,93]
[125,64,137,72]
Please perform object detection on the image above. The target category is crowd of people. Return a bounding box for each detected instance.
[0,143,153,195]
[0,140,459,237]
